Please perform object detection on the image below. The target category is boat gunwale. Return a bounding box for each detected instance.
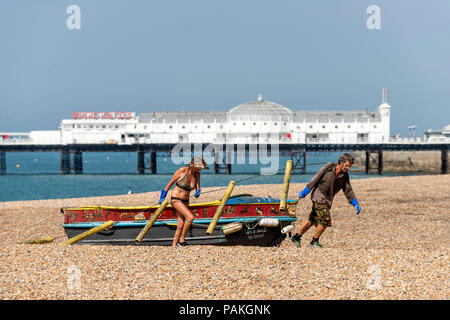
[61,199,299,212]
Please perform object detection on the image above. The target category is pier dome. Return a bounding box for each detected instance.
[227,94,293,121]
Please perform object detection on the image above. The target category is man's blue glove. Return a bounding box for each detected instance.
[158,190,168,204]
[351,198,361,215]
[194,188,201,198]
[298,187,311,199]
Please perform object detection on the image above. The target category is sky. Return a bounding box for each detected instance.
[0,0,449,137]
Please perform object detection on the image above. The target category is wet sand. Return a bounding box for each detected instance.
[0,174,448,299]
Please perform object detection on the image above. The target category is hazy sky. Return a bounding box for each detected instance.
[0,0,449,136]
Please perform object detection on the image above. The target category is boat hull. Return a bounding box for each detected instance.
[63,217,295,246]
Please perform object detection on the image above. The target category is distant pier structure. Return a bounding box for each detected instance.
[0,142,448,175]
[0,91,449,175]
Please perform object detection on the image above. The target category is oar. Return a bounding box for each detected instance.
[16,237,55,244]
[279,160,293,212]
[61,221,114,245]
[135,200,169,244]
[206,180,235,236]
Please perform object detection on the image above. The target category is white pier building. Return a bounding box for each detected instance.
[1,90,393,145]
[424,124,450,142]
[58,91,391,145]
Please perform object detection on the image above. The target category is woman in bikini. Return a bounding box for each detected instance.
[158,156,208,246]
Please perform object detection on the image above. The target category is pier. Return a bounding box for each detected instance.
[0,142,448,175]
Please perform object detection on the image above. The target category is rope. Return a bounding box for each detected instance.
[197,165,289,196]
[189,161,330,197]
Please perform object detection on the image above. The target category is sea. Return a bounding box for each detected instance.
[0,151,420,202]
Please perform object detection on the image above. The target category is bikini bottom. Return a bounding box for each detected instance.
[171,197,189,207]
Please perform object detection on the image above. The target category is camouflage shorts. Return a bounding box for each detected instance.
[308,201,331,227]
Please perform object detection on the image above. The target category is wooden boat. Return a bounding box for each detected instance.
[61,194,298,246]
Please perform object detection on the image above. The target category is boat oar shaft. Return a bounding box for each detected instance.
[61,221,114,245]
[279,160,293,212]
[206,180,235,236]
[17,237,55,245]
[135,200,169,244]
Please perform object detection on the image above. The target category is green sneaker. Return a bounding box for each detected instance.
[290,234,302,248]
[309,241,323,248]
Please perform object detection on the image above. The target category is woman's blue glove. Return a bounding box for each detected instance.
[351,198,361,214]
[158,190,168,204]
[194,188,201,198]
[298,187,311,199]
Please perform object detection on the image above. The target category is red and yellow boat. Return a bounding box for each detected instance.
[61,194,298,246]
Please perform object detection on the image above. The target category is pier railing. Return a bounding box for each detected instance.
[1,137,446,146]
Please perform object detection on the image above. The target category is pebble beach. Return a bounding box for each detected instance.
[0,174,448,300]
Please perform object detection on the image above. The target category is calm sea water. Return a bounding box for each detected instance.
[0,152,419,202]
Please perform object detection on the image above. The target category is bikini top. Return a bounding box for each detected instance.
[176,172,197,191]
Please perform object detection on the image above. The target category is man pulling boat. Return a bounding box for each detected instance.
[291,153,361,248]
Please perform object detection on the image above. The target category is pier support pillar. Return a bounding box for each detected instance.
[214,152,219,174]
[213,150,230,174]
[0,152,5,175]
[149,152,157,174]
[73,151,83,174]
[303,151,307,174]
[137,151,145,174]
[378,150,383,175]
[442,147,448,174]
[365,151,370,174]
[226,150,232,174]
[60,150,71,174]
[290,150,306,174]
